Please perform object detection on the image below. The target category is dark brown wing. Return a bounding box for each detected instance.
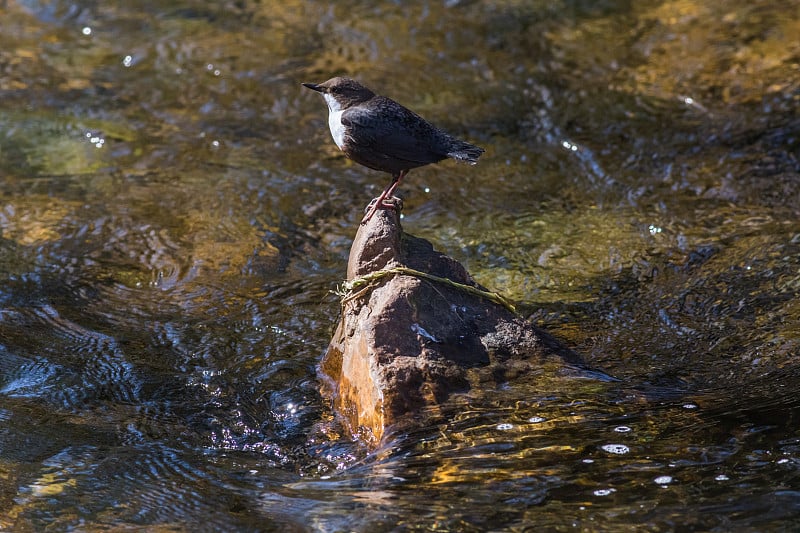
[340,97,450,174]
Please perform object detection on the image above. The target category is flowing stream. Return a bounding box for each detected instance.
[0,1,798,530]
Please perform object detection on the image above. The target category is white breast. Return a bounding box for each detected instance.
[323,93,346,150]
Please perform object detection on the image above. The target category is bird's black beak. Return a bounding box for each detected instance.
[302,82,323,93]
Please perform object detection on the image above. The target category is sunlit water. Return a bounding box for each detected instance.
[1,0,799,530]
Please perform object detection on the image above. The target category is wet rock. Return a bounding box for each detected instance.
[321,198,589,444]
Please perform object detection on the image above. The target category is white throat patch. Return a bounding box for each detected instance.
[323,93,346,150]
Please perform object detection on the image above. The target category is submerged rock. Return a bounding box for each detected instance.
[321,199,595,444]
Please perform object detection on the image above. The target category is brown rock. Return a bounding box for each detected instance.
[321,199,594,444]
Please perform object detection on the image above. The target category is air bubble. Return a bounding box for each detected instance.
[601,444,630,455]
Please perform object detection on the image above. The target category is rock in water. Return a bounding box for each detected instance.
[321,198,594,445]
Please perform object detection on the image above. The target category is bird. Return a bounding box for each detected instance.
[302,77,484,223]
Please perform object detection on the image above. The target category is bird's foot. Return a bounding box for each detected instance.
[361,196,401,224]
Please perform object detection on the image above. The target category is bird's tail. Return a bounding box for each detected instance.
[447,139,485,165]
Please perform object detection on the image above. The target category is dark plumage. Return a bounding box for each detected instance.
[302,77,484,223]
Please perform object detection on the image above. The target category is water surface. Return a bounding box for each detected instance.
[0,0,799,530]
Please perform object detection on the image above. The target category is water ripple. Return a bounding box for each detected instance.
[0,304,141,409]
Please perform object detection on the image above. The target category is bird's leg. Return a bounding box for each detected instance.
[381,169,407,205]
[361,170,407,224]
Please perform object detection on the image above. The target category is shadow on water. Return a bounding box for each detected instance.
[0,0,799,530]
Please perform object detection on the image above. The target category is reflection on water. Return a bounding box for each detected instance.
[1,0,799,530]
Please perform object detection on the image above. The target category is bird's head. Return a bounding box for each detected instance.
[302,77,375,111]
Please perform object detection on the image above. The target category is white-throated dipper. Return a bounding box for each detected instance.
[302,77,484,223]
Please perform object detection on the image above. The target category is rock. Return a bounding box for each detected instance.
[320,198,596,444]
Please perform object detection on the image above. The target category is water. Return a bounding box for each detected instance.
[1,0,799,530]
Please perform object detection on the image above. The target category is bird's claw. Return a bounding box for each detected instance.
[361,197,400,224]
